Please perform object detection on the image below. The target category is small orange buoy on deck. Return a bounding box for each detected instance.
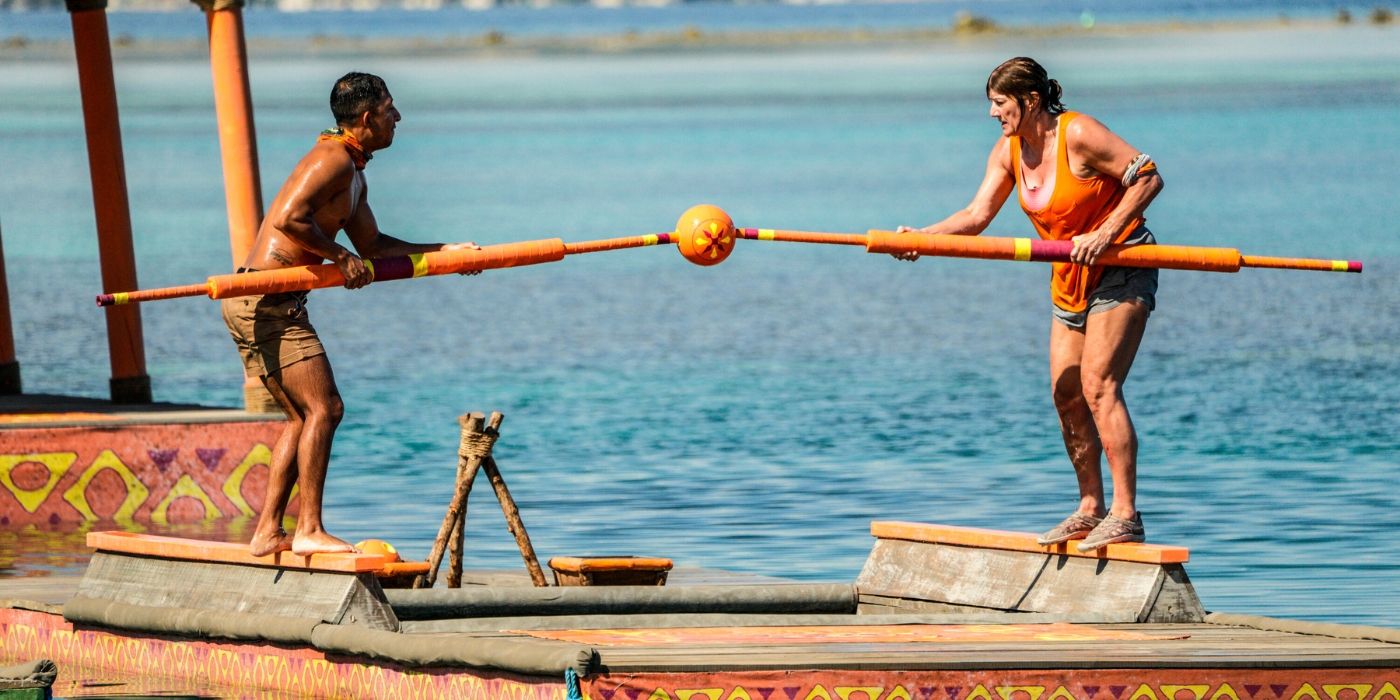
[355,539,401,562]
[676,204,735,266]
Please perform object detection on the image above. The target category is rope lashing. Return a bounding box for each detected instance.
[458,429,498,460]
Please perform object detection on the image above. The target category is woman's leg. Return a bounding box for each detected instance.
[1079,300,1150,521]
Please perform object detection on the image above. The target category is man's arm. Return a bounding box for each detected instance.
[344,200,477,258]
[1066,116,1164,265]
[265,150,371,287]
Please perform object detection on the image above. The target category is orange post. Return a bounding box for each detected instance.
[194,0,270,412]
[67,0,150,404]
[196,0,263,266]
[0,218,19,395]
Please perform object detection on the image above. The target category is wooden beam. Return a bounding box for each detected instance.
[86,531,388,573]
[871,521,1189,565]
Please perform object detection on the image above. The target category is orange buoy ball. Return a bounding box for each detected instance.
[675,204,736,266]
[355,539,401,562]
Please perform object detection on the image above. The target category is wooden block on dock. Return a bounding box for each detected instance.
[857,521,1204,623]
[549,556,673,586]
[72,531,401,633]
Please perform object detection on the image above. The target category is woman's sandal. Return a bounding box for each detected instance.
[1076,512,1146,552]
[1036,512,1104,546]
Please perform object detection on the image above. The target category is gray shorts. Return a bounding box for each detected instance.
[1052,227,1159,329]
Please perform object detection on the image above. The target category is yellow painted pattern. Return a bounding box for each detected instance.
[589,679,1400,700]
[758,229,776,240]
[61,449,150,522]
[112,292,131,305]
[1332,260,1349,272]
[1014,238,1033,261]
[0,452,78,513]
[411,253,430,277]
[221,444,273,517]
[643,234,660,246]
[151,474,223,524]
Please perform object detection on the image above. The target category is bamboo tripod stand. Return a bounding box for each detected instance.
[413,411,549,589]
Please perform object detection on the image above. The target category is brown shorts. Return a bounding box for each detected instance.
[221,292,325,377]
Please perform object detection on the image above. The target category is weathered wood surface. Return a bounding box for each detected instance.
[73,551,398,630]
[582,620,1400,672]
[856,537,1205,623]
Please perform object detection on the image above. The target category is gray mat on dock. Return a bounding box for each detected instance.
[403,610,1128,634]
[386,583,856,620]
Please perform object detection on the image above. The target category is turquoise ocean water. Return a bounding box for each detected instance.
[2,5,1399,633]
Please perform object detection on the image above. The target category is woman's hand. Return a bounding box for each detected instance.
[1070,229,1113,265]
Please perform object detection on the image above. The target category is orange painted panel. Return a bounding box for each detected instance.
[0,607,564,698]
[87,530,387,573]
[0,418,285,525]
[587,668,1400,699]
[871,520,1190,564]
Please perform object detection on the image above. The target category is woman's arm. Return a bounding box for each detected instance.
[1065,115,1165,265]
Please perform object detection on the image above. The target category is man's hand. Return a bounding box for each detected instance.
[335,249,373,289]
[891,225,923,261]
[1070,230,1114,265]
[442,241,484,276]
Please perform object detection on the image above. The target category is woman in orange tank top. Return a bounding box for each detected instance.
[896,57,1164,552]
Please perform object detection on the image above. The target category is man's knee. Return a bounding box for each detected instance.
[326,395,345,424]
[306,394,344,425]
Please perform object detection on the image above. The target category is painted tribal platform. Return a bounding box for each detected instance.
[0,394,284,526]
[2,523,1399,698]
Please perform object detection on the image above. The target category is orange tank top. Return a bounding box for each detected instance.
[1011,111,1144,313]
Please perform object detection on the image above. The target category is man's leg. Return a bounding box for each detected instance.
[248,376,303,556]
[1079,301,1149,520]
[267,353,353,555]
[1049,319,1107,518]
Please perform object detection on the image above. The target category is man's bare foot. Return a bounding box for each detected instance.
[291,530,357,556]
[249,528,293,557]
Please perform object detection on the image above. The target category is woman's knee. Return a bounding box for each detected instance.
[1080,373,1123,412]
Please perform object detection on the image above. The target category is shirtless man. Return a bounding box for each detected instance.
[223,72,476,556]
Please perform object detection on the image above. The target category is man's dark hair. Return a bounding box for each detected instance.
[330,72,389,127]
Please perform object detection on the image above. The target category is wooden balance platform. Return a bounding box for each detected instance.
[3,522,1399,699]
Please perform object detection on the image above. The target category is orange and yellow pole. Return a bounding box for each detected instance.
[0,219,19,395]
[67,0,150,404]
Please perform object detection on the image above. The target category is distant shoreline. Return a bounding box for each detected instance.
[0,14,1392,60]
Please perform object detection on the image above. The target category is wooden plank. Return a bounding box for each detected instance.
[856,539,1047,610]
[871,521,1189,564]
[86,530,387,573]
